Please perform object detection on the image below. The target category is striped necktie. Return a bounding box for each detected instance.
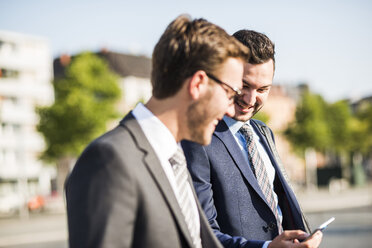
[169,147,202,248]
[240,123,283,234]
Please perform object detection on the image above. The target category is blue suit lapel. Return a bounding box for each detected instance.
[213,120,270,206]
[250,120,303,223]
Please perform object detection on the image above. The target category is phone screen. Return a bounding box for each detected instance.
[303,217,335,242]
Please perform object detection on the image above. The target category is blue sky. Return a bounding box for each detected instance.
[1,0,372,101]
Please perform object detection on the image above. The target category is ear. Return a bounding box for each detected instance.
[188,70,209,100]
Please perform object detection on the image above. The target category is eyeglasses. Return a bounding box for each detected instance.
[206,73,242,102]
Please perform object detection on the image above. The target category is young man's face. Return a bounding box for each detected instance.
[234,59,274,122]
[187,57,244,145]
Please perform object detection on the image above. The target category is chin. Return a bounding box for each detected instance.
[192,136,210,146]
[188,129,212,146]
[234,112,253,122]
[200,129,213,145]
[200,136,212,146]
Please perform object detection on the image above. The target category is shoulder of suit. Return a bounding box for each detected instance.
[251,119,278,146]
[251,119,268,128]
[251,119,275,137]
[85,111,138,149]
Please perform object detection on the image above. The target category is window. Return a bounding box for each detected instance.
[0,40,17,54]
[0,68,19,79]
[7,96,18,105]
[13,124,21,133]
[1,68,19,79]
[0,149,4,163]
[2,123,13,135]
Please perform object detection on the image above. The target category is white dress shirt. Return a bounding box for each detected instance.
[132,103,201,237]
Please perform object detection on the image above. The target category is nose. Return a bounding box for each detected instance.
[225,102,236,117]
[243,89,257,106]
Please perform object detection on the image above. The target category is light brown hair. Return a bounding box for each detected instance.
[151,15,250,99]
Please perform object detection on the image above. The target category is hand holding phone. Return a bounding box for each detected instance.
[303,217,335,242]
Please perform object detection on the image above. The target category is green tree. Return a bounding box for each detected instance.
[347,104,372,185]
[326,100,353,155]
[349,103,372,154]
[285,90,372,186]
[37,52,121,193]
[285,91,331,156]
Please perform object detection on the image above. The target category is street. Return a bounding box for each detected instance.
[306,206,372,248]
[0,190,371,248]
[0,213,67,248]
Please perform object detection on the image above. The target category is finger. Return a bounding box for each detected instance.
[313,231,323,239]
[282,230,308,240]
[303,231,323,247]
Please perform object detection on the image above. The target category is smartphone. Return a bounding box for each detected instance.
[303,217,335,241]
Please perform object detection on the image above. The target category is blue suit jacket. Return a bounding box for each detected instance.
[182,119,309,248]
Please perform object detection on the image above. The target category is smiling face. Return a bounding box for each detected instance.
[234,59,274,122]
[186,57,244,145]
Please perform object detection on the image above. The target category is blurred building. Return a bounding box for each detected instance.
[53,49,152,114]
[0,30,54,213]
[260,84,307,186]
[350,95,372,113]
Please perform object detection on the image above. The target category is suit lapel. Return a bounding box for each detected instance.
[251,120,308,230]
[213,120,270,206]
[250,121,295,201]
[120,113,195,247]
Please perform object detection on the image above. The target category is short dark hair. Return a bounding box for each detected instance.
[233,30,275,67]
[151,15,250,99]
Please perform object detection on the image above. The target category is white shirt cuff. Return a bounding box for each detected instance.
[262,241,271,248]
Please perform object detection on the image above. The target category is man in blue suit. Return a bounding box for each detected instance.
[182,30,323,248]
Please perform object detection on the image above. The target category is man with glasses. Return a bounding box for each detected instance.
[65,15,249,248]
[182,30,323,248]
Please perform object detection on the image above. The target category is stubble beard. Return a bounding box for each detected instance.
[186,90,214,146]
[234,102,263,122]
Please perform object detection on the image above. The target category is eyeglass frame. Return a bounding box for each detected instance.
[206,73,242,100]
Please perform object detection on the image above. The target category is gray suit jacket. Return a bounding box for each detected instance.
[66,112,222,248]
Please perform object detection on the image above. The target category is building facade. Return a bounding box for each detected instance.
[260,84,307,187]
[0,31,54,213]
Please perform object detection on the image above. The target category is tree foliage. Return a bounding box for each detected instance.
[326,100,352,153]
[285,89,372,158]
[285,91,330,155]
[349,103,372,154]
[37,52,121,161]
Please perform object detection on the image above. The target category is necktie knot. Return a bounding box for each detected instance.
[239,123,254,144]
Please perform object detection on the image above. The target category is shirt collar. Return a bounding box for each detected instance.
[223,115,251,135]
[132,103,179,161]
